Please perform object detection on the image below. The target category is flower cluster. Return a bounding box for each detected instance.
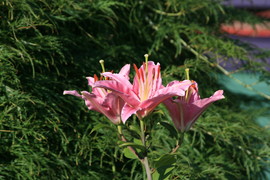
[64,55,224,132]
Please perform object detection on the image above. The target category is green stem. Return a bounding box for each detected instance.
[171,132,185,153]
[139,120,152,180]
[117,125,141,160]
[117,125,123,136]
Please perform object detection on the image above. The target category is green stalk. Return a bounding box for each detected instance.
[140,120,152,180]
[171,132,185,153]
[117,125,140,160]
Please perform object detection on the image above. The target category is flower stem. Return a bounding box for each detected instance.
[139,120,152,180]
[171,132,185,153]
[117,125,141,160]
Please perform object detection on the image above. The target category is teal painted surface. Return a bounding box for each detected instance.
[219,73,270,178]
[219,73,270,126]
[219,73,270,97]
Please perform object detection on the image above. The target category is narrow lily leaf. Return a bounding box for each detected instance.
[90,123,111,134]
[159,121,178,139]
[119,142,146,151]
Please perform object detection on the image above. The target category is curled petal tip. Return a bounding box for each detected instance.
[63,90,82,98]
[213,90,225,98]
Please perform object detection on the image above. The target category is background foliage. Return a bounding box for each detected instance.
[0,0,269,179]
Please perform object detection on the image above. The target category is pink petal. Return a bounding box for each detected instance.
[118,64,131,80]
[101,72,133,89]
[85,77,108,98]
[163,99,184,131]
[103,93,125,121]
[187,81,200,102]
[121,104,140,123]
[94,80,140,107]
[86,77,95,86]
[81,91,121,124]
[137,80,192,119]
[167,80,192,91]
[139,86,184,117]
[192,90,225,109]
[164,88,224,132]
[92,87,108,98]
[63,90,82,98]
[81,91,105,112]
[177,90,224,130]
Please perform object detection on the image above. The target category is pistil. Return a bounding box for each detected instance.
[185,68,190,102]
[99,59,106,73]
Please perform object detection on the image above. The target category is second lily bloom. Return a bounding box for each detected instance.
[163,81,225,132]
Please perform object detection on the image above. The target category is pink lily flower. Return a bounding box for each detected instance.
[163,81,225,132]
[63,64,130,124]
[94,60,192,123]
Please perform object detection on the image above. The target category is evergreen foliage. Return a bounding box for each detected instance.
[0,0,269,179]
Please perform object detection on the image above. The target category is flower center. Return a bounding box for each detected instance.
[133,54,160,101]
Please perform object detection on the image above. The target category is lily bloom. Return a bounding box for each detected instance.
[94,59,192,123]
[163,81,224,132]
[63,64,130,124]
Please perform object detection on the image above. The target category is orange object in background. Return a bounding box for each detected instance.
[221,21,270,37]
[221,8,270,37]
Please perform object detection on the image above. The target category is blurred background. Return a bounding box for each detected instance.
[220,0,270,126]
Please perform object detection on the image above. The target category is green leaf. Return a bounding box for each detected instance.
[90,123,111,134]
[153,154,176,169]
[153,154,176,180]
[152,165,175,180]
[123,147,138,159]
[129,125,141,136]
[133,138,143,146]
[118,142,146,152]
[159,121,178,139]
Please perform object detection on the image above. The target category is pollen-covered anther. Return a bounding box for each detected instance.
[140,67,145,82]
[94,74,99,82]
[190,80,197,91]
[133,64,141,79]
[152,68,155,80]
[157,66,160,78]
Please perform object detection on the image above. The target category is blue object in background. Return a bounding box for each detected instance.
[223,0,270,8]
